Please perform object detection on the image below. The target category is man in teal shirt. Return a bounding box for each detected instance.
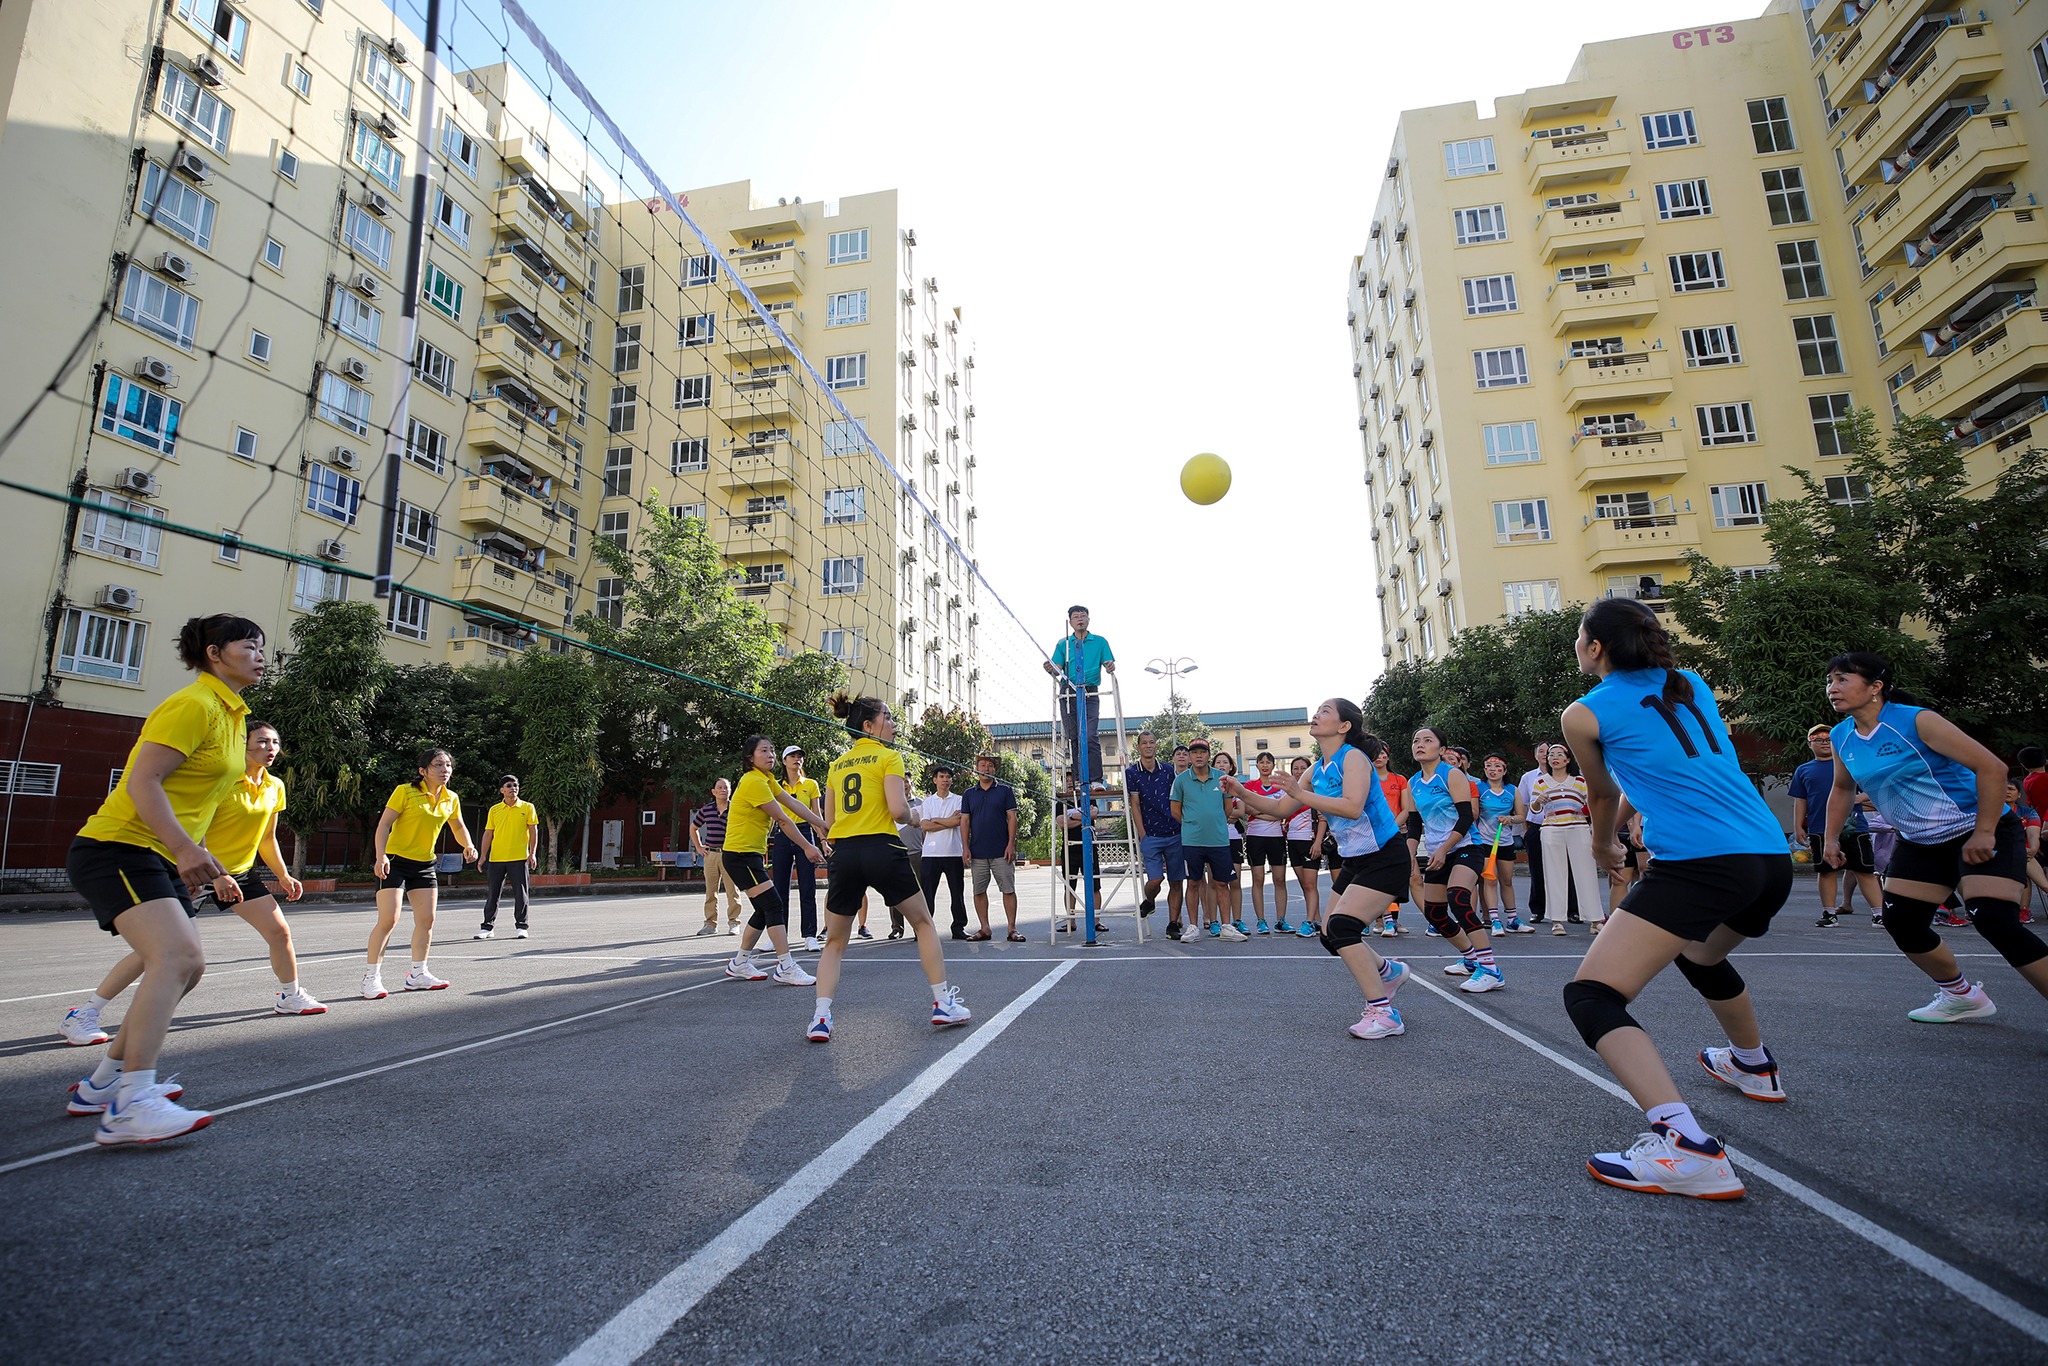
[1043,604,1114,788]
[1171,740,1244,941]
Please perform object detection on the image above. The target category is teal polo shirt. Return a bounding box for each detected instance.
[1170,767,1229,847]
[1052,633,1114,686]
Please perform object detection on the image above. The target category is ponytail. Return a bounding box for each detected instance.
[1581,598,1692,704]
[830,691,889,738]
[177,614,265,672]
[1825,651,1921,706]
[1329,697,1384,763]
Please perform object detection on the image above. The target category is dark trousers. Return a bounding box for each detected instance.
[1059,683,1104,786]
[1524,831,1579,921]
[919,855,966,933]
[769,826,819,937]
[482,861,529,928]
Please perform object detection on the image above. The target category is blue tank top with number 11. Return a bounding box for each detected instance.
[1579,667,1782,862]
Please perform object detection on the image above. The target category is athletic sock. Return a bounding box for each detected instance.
[814,996,832,1016]
[778,954,795,970]
[1730,1043,1771,1068]
[1646,1102,1710,1145]
[1378,958,1397,980]
[1471,947,1496,970]
[1366,995,1391,1010]
[116,1068,156,1099]
[410,961,426,975]
[280,979,299,995]
[932,980,949,1004]
[1934,973,1971,997]
[90,1056,122,1086]
[87,992,112,1011]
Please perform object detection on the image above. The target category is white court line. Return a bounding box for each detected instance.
[1405,975,2048,1347]
[0,974,728,1177]
[558,960,1080,1366]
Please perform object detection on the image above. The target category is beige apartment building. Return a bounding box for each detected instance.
[0,0,983,873]
[1349,0,1992,663]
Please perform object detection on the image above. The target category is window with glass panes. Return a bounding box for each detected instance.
[1809,393,1853,456]
[1779,241,1827,299]
[1761,167,1811,224]
[1709,481,1769,528]
[1747,97,1795,153]
[1482,421,1539,465]
[1453,205,1507,244]
[1668,251,1727,293]
[1681,324,1741,367]
[602,447,632,497]
[617,266,645,312]
[1793,315,1844,375]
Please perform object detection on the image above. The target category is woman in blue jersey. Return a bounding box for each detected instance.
[1822,652,2046,1023]
[1559,599,1792,1201]
[1476,754,1530,935]
[1225,699,1414,1039]
[1397,727,1505,992]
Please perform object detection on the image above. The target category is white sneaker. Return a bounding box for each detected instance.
[1699,1047,1785,1102]
[514,927,530,939]
[66,1074,186,1115]
[1443,958,1474,977]
[95,1089,213,1146]
[1587,1125,1745,1200]
[361,970,388,1000]
[402,967,450,991]
[59,1005,109,1047]
[800,936,821,953]
[724,955,769,981]
[1907,983,1996,1023]
[472,928,495,940]
[1457,964,1505,994]
[274,984,328,1016]
[771,959,816,986]
[931,987,973,1027]
[1217,923,1248,942]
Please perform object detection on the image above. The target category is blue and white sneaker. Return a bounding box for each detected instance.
[931,987,972,1028]
[1273,920,1295,935]
[1256,919,1271,935]
[1233,920,1249,936]
[59,1005,109,1047]
[1296,921,1319,939]
[68,1073,185,1116]
[1424,925,1441,937]
[805,1011,832,1042]
[1442,957,1474,977]
[1490,918,1506,935]
[1458,963,1505,994]
[1207,922,1222,939]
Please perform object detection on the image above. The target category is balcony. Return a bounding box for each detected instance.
[447,620,540,661]
[1812,0,1857,33]
[492,184,591,290]
[715,371,806,424]
[1547,273,1660,335]
[475,322,577,412]
[716,511,796,559]
[714,441,800,491]
[457,475,574,556]
[1859,113,2026,264]
[1572,427,1689,489]
[734,579,795,628]
[498,142,589,229]
[452,548,560,625]
[723,309,800,360]
[484,251,585,343]
[1584,507,1700,568]
[1897,304,2048,419]
[1883,207,2048,340]
[1561,350,1674,408]
[1840,21,2002,188]
[723,245,806,300]
[1525,125,1632,194]
[1824,0,1959,112]
[1536,198,1646,263]
[462,395,572,473]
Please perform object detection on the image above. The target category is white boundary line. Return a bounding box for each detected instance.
[557,960,1080,1366]
[1405,975,2048,1347]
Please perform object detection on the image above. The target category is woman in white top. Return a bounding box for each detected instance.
[1531,741,1605,936]
[914,765,967,942]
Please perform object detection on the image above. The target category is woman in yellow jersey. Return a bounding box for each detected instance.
[63,614,264,1147]
[721,735,828,986]
[806,694,972,1043]
[60,721,320,1047]
[363,747,477,998]
[770,744,824,951]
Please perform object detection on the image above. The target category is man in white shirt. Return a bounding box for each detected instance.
[916,764,967,940]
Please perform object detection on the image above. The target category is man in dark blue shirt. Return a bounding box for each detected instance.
[959,753,1021,941]
[1787,724,1876,927]
[1125,732,1187,938]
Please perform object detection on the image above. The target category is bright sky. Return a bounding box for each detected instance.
[505,0,1747,723]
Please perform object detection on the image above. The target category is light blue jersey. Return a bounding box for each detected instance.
[1411,764,1469,853]
[1312,744,1401,857]
[1579,668,1783,861]
[1475,782,1517,846]
[1831,703,1988,845]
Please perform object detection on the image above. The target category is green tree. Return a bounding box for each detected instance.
[1419,622,1522,761]
[360,662,514,843]
[996,751,1051,851]
[1137,691,1209,752]
[756,649,849,776]
[1502,606,1595,748]
[501,649,602,872]
[1360,661,1430,759]
[902,705,991,793]
[243,600,390,876]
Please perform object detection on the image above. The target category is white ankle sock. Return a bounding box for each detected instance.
[116,1068,155,1097]
[90,1057,122,1086]
[410,961,426,974]
[1730,1042,1770,1067]
[280,979,299,994]
[814,996,832,1016]
[1645,1101,1709,1145]
[87,992,112,1011]
[778,954,795,969]
[932,980,949,1003]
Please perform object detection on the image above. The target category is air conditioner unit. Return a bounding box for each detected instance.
[1411,358,1426,377]
[94,585,142,612]
[1356,416,1368,431]
[1406,535,1421,553]
[1361,329,1375,348]
[1419,427,1434,446]
[120,469,159,497]
[900,351,916,368]
[340,357,370,382]
[1402,289,1416,308]
[1382,643,1394,658]
[1398,469,1413,485]
[1352,363,1363,378]
[364,191,394,217]
[1391,406,1405,422]
[1386,158,1401,178]
[353,272,381,297]
[136,356,176,386]
[1383,342,1397,358]
[900,546,918,562]
[1347,310,1357,326]
[1414,605,1429,622]
[1363,470,1375,488]
[1375,442,1389,458]
[901,289,916,306]
[375,113,401,141]
[1375,281,1389,298]
[900,415,917,431]
[1368,524,1381,540]
[155,252,193,283]
[1380,501,1396,518]
[1428,500,1444,521]
[169,149,210,183]
[192,55,226,87]
[1437,578,1453,597]
[387,38,411,64]
[1394,627,1409,642]
[926,451,941,464]
[1368,384,1382,401]
[924,392,939,407]
[316,537,348,561]
[1375,584,1387,599]
[330,446,361,470]
[1369,222,1383,240]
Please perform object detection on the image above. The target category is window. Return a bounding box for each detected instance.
[158,65,233,155]
[292,562,347,611]
[2037,35,2048,96]
[394,501,438,555]
[1655,179,1712,219]
[825,486,866,525]
[1809,393,1854,457]
[351,122,402,192]
[305,462,362,523]
[822,557,865,595]
[433,190,471,246]
[613,325,641,372]
[1762,167,1812,225]
[1482,421,1540,465]
[330,289,383,351]
[603,447,633,498]
[232,427,257,461]
[825,420,863,457]
[1710,481,1770,528]
[1747,97,1795,153]
[387,590,429,642]
[617,265,646,313]
[139,162,216,251]
[77,490,167,567]
[1473,346,1529,389]
[1493,499,1551,544]
[1779,241,1827,300]
[827,289,869,327]
[821,629,865,665]
[177,0,248,61]
[343,204,394,270]
[1668,251,1727,293]
[217,530,240,565]
[608,385,637,433]
[679,313,713,347]
[247,329,272,364]
[1641,109,1698,149]
[1453,205,1508,244]
[405,418,447,474]
[117,265,198,349]
[1793,314,1845,375]
[98,373,182,456]
[672,502,706,521]
[594,578,624,627]
[685,253,718,287]
[673,375,711,409]
[1462,274,1517,316]
[1419,617,1437,659]
[442,121,480,177]
[57,609,148,684]
[277,148,300,182]
[600,511,629,548]
[825,354,868,390]
[1696,402,1758,446]
[1825,474,1872,509]
[412,338,453,394]
[363,43,414,115]
[262,237,285,272]
[422,261,462,321]
[670,438,707,473]
[1443,137,1496,177]
[316,372,371,436]
[1681,324,1742,368]
[828,228,869,264]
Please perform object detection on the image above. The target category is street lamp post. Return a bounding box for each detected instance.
[1142,657,1199,747]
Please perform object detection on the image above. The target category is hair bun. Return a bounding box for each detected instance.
[829,692,854,719]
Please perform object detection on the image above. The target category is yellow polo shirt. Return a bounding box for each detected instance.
[80,671,248,857]
[485,798,539,862]
[205,770,286,876]
[723,768,780,855]
[385,783,462,861]
[827,737,903,839]
[780,775,820,826]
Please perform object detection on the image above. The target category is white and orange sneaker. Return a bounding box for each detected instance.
[1699,1046,1785,1102]
[1587,1124,1745,1199]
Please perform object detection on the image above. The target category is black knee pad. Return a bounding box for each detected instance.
[1881,894,1941,955]
[746,886,788,932]
[1967,897,2048,968]
[1320,913,1367,957]
[1673,954,1745,1002]
[1562,979,1639,1050]
[1449,884,1483,935]
[1423,901,1458,938]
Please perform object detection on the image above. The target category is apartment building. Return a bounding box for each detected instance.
[1351,0,1905,663]
[0,0,984,873]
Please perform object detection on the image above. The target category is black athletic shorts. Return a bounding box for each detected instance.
[1421,843,1490,886]
[1617,852,1792,943]
[231,867,275,903]
[723,850,771,891]
[1884,813,2029,888]
[826,834,921,917]
[1809,832,1875,875]
[1243,834,1289,868]
[68,837,195,935]
[380,854,437,892]
[1287,837,1321,870]
[1329,841,1411,900]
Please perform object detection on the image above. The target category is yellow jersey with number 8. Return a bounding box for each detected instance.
[827,737,904,840]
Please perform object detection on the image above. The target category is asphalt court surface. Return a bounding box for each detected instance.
[0,871,2043,1364]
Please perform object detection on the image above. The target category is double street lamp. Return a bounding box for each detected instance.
[1142,657,1199,747]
